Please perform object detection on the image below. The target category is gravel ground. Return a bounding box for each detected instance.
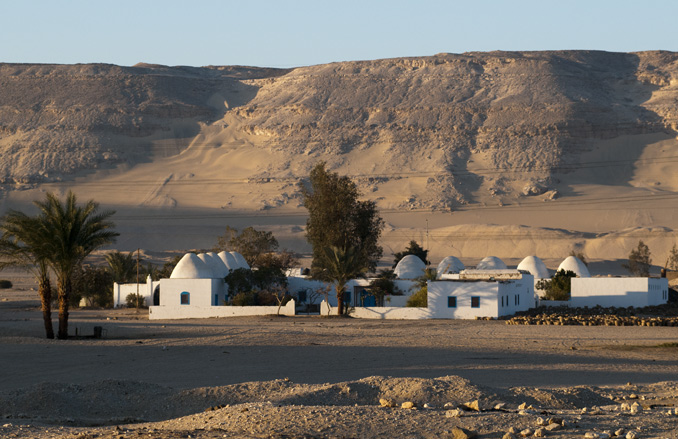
[1,287,677,438]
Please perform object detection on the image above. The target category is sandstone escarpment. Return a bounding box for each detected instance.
[1,51,678,209]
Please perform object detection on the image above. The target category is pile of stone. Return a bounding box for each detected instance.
[506,304,678,326]
[506,314,678,326]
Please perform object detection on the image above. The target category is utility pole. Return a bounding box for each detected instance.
[426,218,429,266]
[136,248,140,311]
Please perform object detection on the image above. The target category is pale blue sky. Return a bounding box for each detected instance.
[1,0,676,68]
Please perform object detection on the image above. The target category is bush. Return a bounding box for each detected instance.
[230,291,257,306]
[125,293,145,308]
[0,280,13,289]
[537,269,576,301]
[406,286,428,307]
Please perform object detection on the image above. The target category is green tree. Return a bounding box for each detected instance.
[369,269,398,306]
[406,267,437,307]
[225,266,288,302]
[393,240,429,268]
[0,212,55,338]
[536,269,576,301]
[213,226,280,268]
[299,162,384,281]
[105,251,138,283]
[36,192,118,339]
[323,246,366,315]
[623,240,652,277]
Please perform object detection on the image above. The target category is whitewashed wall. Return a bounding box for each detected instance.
[320,301,429,319]
[427,276,534,319]
[498,276,535,315]
[570,277,669,308]
[113,275,156,307]
[158,278,227,308]
[428,281,501,318]
[286,276,417,307]
[149,300,296,320]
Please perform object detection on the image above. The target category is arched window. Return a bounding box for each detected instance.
[180,291,190,305]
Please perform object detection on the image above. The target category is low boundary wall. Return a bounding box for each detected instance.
[320,301,429,319]
[149,300,296,320]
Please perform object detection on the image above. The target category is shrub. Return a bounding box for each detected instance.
[0,279,12,289]
[125,293,145,308]
[406,286,428,307]
[537,269,576,301]
[230,291,257,306]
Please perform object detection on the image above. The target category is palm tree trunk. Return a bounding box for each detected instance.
[336,282,345,316]
[38,276,54,339]
[57,275,71,340]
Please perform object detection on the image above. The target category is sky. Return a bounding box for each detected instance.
[1,0,677,68]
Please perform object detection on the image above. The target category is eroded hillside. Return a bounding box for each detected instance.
[1,51,677,212]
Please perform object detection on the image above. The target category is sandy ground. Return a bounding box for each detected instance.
[1,287,678,438]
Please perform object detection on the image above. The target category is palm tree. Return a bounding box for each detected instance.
[0,212,55,339]
[323,246,366,315]
[36,191,118,339]
[105,251,137,283]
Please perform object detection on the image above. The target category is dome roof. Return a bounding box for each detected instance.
[217,251,237,271]
[196,253,219,278]
[436,256,465,278]
[170,253,213,279]
[206,252,230,278]
[476,256,507,270]
[230,251,250,270]
[517,256,550,279]
[557,256,590,278]
[394,254,426,279]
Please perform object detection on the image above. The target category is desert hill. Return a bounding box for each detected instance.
[1,51,678,267]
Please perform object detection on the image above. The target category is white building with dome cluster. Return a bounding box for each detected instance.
[113,249,669,320]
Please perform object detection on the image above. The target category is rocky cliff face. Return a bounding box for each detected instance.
[0,63,288,184]
[1,51,677,209]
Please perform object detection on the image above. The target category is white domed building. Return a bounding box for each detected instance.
[141,250,278,319]
[436,256,465,278]
[476,256,507,270]
[217,251,238,271]
[394,255,426,279]
[517,256,550,280]
[230,252,250,270]
[557,256,590,278]
[172,253,214,279]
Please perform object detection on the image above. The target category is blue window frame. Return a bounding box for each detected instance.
[471,296,480,308]
[447,296,457,308]
[180,291,190,305]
